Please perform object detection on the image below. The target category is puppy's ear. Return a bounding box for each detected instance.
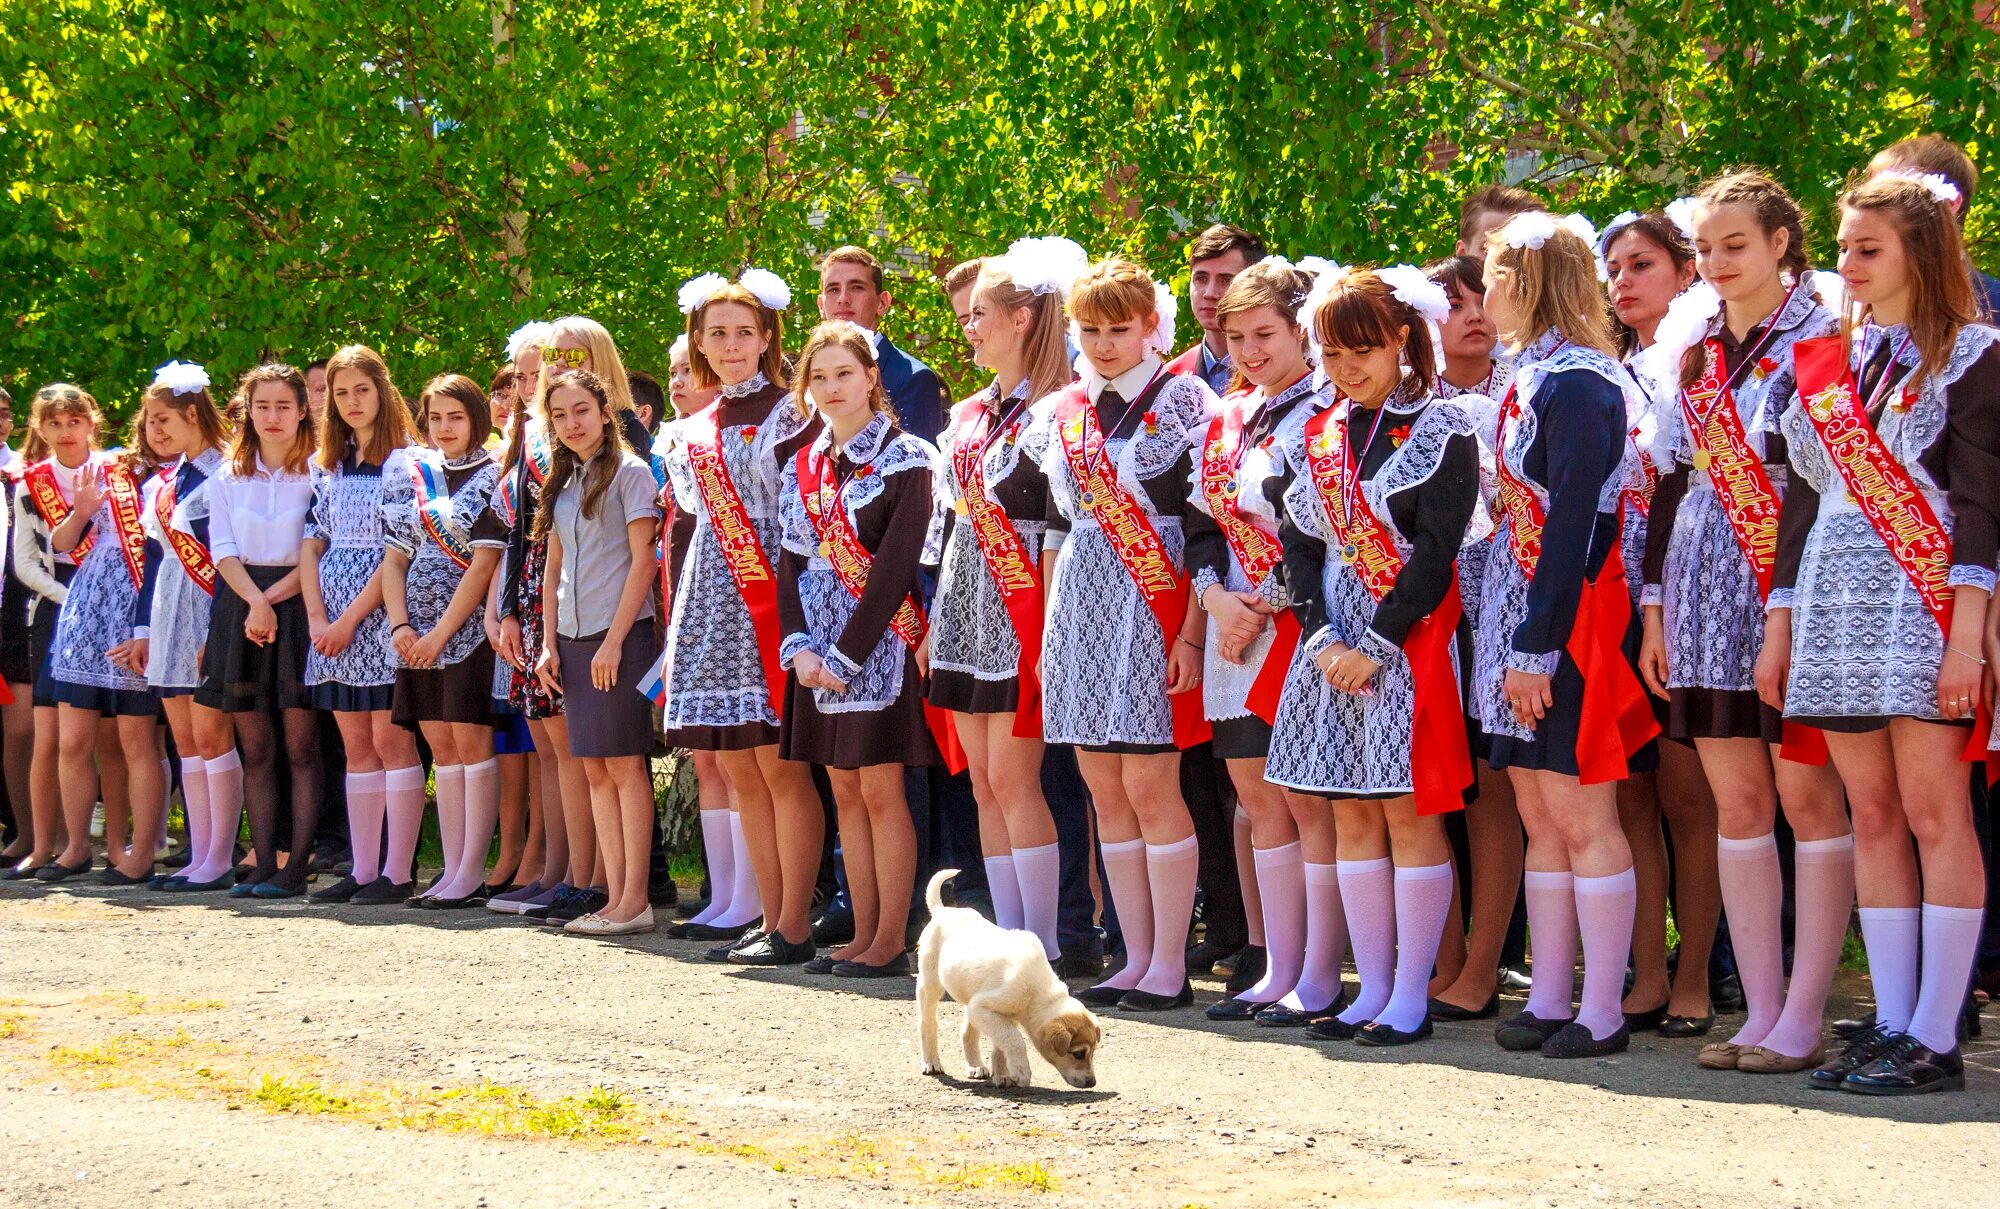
[1036,1020,1073,1053]
[1067,1010,1103,1047]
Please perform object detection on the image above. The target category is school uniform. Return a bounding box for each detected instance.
[12,456,98,707]
[197,455,315,713]
[42,456,158,716]
[494,423,562,721]
[875,333,947,445]
[776,411,941,769]
[139,447,226,695]
[0,466,31,688]
[387,449,504,728]
[549,451,662,758]
[304,449,413,712]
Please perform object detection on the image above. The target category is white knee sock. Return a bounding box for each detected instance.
[1013,841,1062,959]
[984,854,1024,930]
[1374,861,1454,1032]
[1280,862,1348,1012]
[1239,842,1305,1004]
[344,771,386,885]
[1335,857,1396,1025]
[427,765,465,896]
[381,765,429,887]
[1858,906,1922,1034]
[713,812,763,927]
[1093,838,1152,992]
[1135,835,1200,996]
[177,757,210,880]
[197,751,244,881]
[688,809,734,925]
[1908,903,1983,1052]
[440,758,499,898]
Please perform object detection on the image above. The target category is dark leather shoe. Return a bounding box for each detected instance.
[1204,997,1265,1022]
[1118,981,1193,1012]
[810,911,855,947]
[1429,993,1499,1022]
[1541,1020,1630,1059]
[1622,1002,1668,1033]
[1,861,40,881]
[161,873,234,893]
[1831,1012,1876,1041]
[802,955,840,974]
[1810,1027,1898,1090]
[1054,948,1105,980]
[250,881,305,899]
[1255,1001,1336,1028]
[1075,985,1131,1008]
[1658,1013,1715,1038]
[729,930,815,966]
[351,878,415,905]
[34,858,93,883]
[1356,1017,1434,1047]
[675,897,709,920]
[1495,1010,1569,1052]
[833,953,911,978]
[707,930,763,962]
[682,920,754,942]
[1842,1033,1966,1095]
[1305,1015,1361,1041]
[1184,940,1236,974]
[1710,972,1746,1015]
[1223,946,1268,995]
[309,875,364,904]
[97,866,149,887]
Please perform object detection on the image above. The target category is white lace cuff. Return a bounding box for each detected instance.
[133,625,151,641]
[1504,648,1559,676]
[1356,628,1399,665]
[1764,588,1797,612]
[1639,583,1664,608]
[1948,564,1996,592]
[822,645,863,684]
[779,632,814,670]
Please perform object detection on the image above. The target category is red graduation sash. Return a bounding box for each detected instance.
[412,458,473,571]
[1299,400,1469,814]
[1056,383,1210,748]
[949,398,1046,738]
[1199,391,1301,727]
[1792,335,1991,763]
[493,427,552,527]
[25,459,92,563]
[687,401,785,720]
[102,462,148,590]
[795,445,966,773]
[155,469,216,596]
[1494,385,1659,784]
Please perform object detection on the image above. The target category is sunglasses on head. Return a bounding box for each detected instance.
[39,387,83,404]
[541,346,589,369]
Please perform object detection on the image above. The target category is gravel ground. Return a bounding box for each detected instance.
[1,880,1995,1208]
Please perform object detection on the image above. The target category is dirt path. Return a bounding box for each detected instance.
[1,882,1995,1208]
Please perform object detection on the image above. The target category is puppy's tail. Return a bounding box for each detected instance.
[926,868,958,915]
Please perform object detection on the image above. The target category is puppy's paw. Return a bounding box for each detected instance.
[965,1064,992,1081]
[993,1070,1029,1089]
[920,1061,942,1076]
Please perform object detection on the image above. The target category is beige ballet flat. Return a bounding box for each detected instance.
[1736,1043,1825,1074]
[1697,1041,1743,1070]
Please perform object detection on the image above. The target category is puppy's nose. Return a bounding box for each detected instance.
[1077,1075,1095,1088]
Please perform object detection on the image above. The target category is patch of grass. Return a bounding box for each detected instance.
[0,1011,26,1040]
[926,1161,1058,1193]
[47,1030,193,1071]
[82,991,227,1016]
[251,1075,358,1115]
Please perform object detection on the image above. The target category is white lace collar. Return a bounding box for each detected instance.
[1516,327,1570,367]
[721,371,771,399]
[813,409,895,465]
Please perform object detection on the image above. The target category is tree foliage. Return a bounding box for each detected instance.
[2,0,1994,416]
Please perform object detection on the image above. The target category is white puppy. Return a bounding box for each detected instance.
[917,868,1101,1089]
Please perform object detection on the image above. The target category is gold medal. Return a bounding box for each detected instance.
[817,540,832,558]
[1692,448,1712,471]
[954,497,969,516]
[1341,543,1359,565]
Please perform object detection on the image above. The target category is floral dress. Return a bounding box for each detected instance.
[304,449,413,711]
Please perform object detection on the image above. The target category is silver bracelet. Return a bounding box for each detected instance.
[1945,643,1988,666]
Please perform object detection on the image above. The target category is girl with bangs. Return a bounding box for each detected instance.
[1763,173,2000,1095]
[198,364,324,898]
[1473,214,1658,1059]
[1029,255,1216,1012]
[657,270,824,966]
[1260,267,1482,1046]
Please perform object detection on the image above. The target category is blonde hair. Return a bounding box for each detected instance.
[24,383,103,463]
[1484,228,1618,357]
[1067,256,1159,327]
[686,281,788,390]
[972,261,1074,403]
[1839,173,1979,382]
[793,321,893,418]
[140,379,230,459]
[228,364,316,478]
[318,344,415,469]
[533,315,636,420]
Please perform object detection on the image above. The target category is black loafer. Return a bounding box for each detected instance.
[1842,1033,1965,1095]
[1831,1013,1876,1042]
[1810,1027,1898,1091]
[1075,985,1131,1008]
[682,920,754,942]
[414,890,485,910]
[1184,940,1236,974]
[1053,948,1106,980]
[1118,981,1193,1012]
[351,878,414,905]
[675,897,709,920]
[145,872,176,889]
[250,881,305,899]
[1540,1020,1630,1059]
[706,930,762,962]
[1710,973,1746,1015]
[1204,997,1266,1022]
[1658,1013,1714,1038]
[1356,1018,1434,1047]
[833,953,911,978]
[1305,1015,1362,1041]
[34,858,93,883]
[161,873,234,893]
[1254,1001,1335,1028]
[1429,993,1500,1022]
[1495,1010,1569,1052]
[309,875,364,904]
[1622,1001,1669,1033]
[810,911,855,947]
[802,955,840,974]
[1,861,40,881]
[97,866,149,887]
[728,930,815,966]
[1222,946,1268,995]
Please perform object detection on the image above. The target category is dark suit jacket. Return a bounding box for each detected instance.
[877,337,945,445]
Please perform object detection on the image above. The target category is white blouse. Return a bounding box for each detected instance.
[208,454,314,565]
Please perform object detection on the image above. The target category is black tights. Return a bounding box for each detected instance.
[234,707,322,890]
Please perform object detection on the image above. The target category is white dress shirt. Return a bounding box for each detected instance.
[207,454,313,565]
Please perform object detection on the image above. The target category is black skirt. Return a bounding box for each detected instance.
[1209,715,1272,762]
[780,649,941,770]
[392,643,498,728]
[556,624,658,759]
[1666,686,1782,745]
[27,564,76,707]
[196,564,312,714]
[1488,617,1659,777]
[927,668,1020,715]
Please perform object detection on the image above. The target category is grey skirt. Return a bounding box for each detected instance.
[556,623,658,759]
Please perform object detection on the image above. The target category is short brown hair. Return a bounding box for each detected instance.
[943,257,985,298]
[1870,134,1978,216]
[417,373,492,448]
[1186,223,1266,268]
[818,244,885,292]
[1312,268,1437,397]
[1458,184,1541,244]
[1067,256,1158,327]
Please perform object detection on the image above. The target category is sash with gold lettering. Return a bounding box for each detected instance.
[411,458,474,571]
[1792,334,1991,763]
[687,402,786,718]
[795,446,967,774]
[102,462,148,590]
[1494,384,1660,784]
[154,468,216,596]
[1681,340,1829,764]
[1201,391,1302,727]
[1298,400,1469,813]
[25,459,93,563]
[950,397,1046,738]
[1056,382,1211,748]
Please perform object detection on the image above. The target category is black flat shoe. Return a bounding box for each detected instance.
[97,866,149,887]
[1,861,41,881]
[161,873,234,893]
[1255,1001,1337,1028]
[34,858,93,883]
[810,911,855,947]
[414,890,485,910]
[1429,993,1500,1022]
[1658,1012,1714,1038]
[309,875,364,904]
[351,878,414,905]
[1710,972,1746,1015]
[1356,1018,1434,1047]
[683,920,754,942]
[1075,985,1132,1008]
[675,897,709,920]
[1495,1010,1569,1052]
[1305,1015,1361,1041]
[1184,940,1236,974]
[1810,1026,1898,1090]
[1622,1001,1669,1033]
[728,930,815,966]
[1204,997,1267,1022]
[1540,1020,1630,1059]
[1832,1012,1876,1041]
[1222,946,1267,995]
[250,881,305,899]
[706,930,762,962]
[833,953,911,978]
[802,955,841,974]
[1118,981,1194,1012]
[1053,948,1106,980]
[1842,1033,1965,1095]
